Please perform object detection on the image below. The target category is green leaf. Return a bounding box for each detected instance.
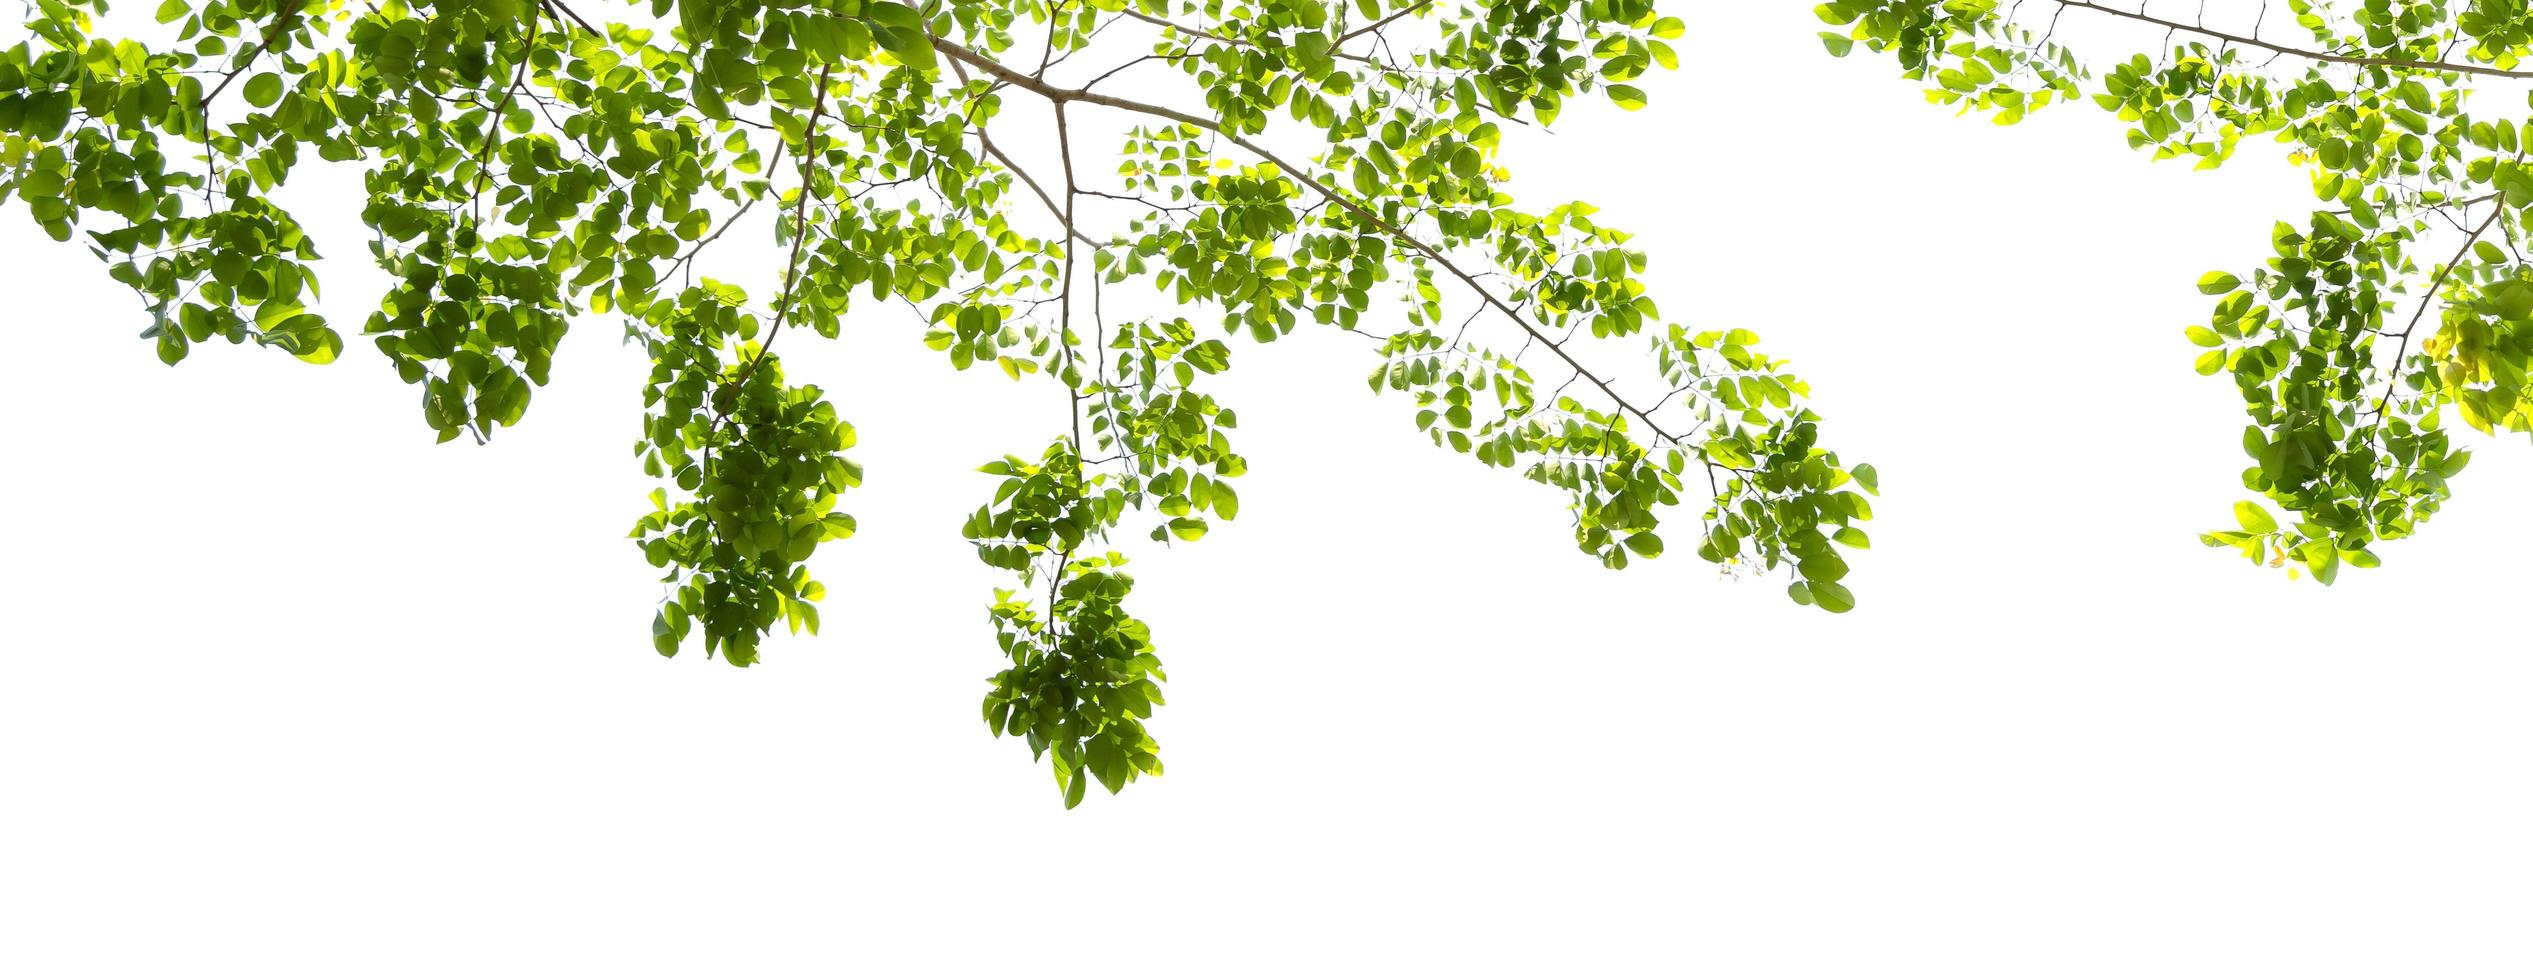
[652,612,679,657]
[254,301,306,332]
[868,2,938,72]
[1850,463,1879,494]
[288,326,344,365]
[2234,500,2278,535]
[243,72,283,109]
[2197,271,2241,295]
[1605,84,1648,111]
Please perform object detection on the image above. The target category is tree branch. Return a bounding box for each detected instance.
[929,34,1686,448]
[471,23,538,223]
[1055,98,1089,521]
[2047,0,2533,80]
[980,127,1097,246]
[714,63,832,429]
[539,0,602,37]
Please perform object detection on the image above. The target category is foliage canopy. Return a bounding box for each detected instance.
[0,0,1876,804]
[29,0,2533,804]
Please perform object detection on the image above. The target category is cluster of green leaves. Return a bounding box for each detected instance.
[1814,0,2080,125]
[1828,0,2533,581]
[981,550,1166,809]
[2,0,1875,805]
[632,289,863,665]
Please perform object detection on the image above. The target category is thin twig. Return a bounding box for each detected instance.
[201,0,306,108]
[471,22,539,224]
[2367,201,2505,420]
[711,64,833,430]
[1337,0,1432,44]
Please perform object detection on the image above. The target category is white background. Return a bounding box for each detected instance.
[5,3,2531,976]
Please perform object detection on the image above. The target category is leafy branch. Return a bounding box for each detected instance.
[929,33,1694,453]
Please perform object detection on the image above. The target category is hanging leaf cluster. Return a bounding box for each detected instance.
[1824,0,2533,581]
